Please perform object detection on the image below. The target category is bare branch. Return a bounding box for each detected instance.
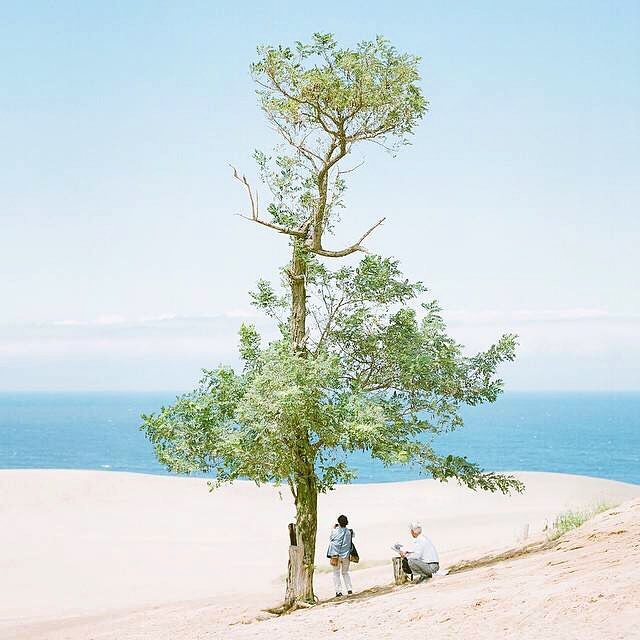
[308,217,386,258]
[234,213,306,237]
[337,160,365,176]
[231,166,257,219]
[230,165,311,239]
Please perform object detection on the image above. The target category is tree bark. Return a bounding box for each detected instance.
[393,556,409,585]
[284,237,318,606]
[285,460,318,605]
[289,239,307,354]
[284,527,305,605]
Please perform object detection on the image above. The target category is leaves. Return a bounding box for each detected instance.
[142,255,521,495]
[252,33,428,146]
[246,34,428,253]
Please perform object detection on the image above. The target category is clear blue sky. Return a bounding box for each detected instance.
[1,1,638,390]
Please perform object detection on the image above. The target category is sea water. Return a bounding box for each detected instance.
[0,392,638,484]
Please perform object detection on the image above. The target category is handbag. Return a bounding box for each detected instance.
[350,544,359,563]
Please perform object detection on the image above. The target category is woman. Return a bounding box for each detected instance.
[327,514,354,597]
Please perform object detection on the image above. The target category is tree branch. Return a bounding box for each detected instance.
[313,292,347,354]
[337,160,365,176]
[308,217,386,258]
[256,74,339,135]
[310,140,349,251]
[264,111,323,167]
[230,165,310,238]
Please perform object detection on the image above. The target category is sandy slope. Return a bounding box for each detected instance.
[222,498,640,640]
[1,470,638,640]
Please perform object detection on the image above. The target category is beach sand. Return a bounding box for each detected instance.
[1,469,638,639]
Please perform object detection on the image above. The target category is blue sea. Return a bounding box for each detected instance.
[0,392,638,485]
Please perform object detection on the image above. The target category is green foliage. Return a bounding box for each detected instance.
[252,33,427,147]
[549,502,616,539]
[142,34,522,558]
[142,255,523,495]
[249,33,428,236]
[253,150,316,229]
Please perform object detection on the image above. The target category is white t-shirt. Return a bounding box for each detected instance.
[406,533,439,563]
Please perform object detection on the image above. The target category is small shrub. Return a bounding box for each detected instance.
[549,501,617,540]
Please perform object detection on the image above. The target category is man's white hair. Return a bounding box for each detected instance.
[409,521,422,534]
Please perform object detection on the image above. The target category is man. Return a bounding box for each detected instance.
[398,521,439,583]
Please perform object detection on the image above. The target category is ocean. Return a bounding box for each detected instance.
[0,392,638,485]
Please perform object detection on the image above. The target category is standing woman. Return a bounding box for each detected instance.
[327,514,354,597]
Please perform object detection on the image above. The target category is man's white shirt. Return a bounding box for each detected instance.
[405,533,439,563]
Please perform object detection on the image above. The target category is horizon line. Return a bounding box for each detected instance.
[1,388,639,394]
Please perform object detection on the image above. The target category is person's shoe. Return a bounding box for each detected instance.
[414,575,428,584]
[335,592,342,598]
[347,590,353,595]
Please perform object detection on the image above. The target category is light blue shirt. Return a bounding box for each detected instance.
[327,526,353,558]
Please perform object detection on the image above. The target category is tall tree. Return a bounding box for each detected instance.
[142,34,522,609]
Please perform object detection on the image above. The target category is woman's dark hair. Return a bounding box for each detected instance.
[337,514,348,527]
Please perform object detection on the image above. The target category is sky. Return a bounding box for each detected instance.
[1,1,638,391]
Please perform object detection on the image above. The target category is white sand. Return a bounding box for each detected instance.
[1,469,638,639]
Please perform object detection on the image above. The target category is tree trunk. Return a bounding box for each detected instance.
[285,461,318,606]
[284,526,305,605]
[283,238,318,606]
[289,240,307,354]
[393,556,409,585]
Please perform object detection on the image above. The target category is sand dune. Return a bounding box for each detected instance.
[1,469,638,639]
[222,498,640,640]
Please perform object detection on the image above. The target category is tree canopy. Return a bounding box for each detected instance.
[143,255,522,494]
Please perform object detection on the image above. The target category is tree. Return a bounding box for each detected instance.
[141,33,522,610]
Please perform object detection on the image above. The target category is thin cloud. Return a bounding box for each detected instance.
[0,312,277,358]
[48,311,262,329]
[1,308,638,390]
[444,308,638,326]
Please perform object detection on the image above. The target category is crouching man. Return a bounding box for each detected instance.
[400,521,439,583]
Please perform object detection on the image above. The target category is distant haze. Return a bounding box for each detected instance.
[1,2,638,391]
